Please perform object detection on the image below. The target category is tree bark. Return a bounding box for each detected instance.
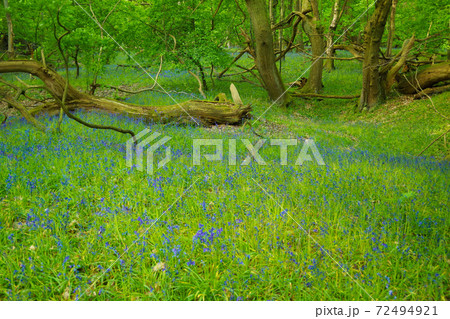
[269,0,275,27]
[324,0,340,71]
[413,84,450,99]
[300,0,324,93]
[3,0,14,58]
[294,0,305,51]
[245,0,289,106]
[0,60,251,126]
[386,0,397,57]
[358,0,392,111]
[291,92,359,99]
[397,62,450,94]
[279,0,285,53]
[381,35,415,92]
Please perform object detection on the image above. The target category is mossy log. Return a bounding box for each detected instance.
[397,62,450,95]
[0,60,251,126]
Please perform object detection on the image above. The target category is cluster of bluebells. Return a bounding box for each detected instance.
[193,224,223,251]
[0,105,448,301]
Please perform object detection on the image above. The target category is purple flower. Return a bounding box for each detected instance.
[172,245,181,256]
[62,256,70,267]
[187,260,195,266]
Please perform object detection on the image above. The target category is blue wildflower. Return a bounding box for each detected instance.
[187,260,195,266]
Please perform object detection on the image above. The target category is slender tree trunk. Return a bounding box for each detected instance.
[278,0,285,72]
[294,0,305,51]
[245,0,289,106]
[279,0,285,52]
[324,0,340,71]
[197,63,208,92]
[301,0,324,93]
[358,0,392,111]
[74,46,80,78]
[3,0,14,58]
[386,0,397,57]
[269,0,274,26]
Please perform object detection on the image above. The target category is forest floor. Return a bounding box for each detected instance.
[0,54,448,300]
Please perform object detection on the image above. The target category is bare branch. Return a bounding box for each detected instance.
[417,128,450,157]
[1,97,46,131]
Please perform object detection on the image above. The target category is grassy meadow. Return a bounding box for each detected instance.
[0,53,448,300]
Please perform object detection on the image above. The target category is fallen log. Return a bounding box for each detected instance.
[291,93,360,99]
[0,60,251,126]
[413,84,450,99]
[397,62,450,94]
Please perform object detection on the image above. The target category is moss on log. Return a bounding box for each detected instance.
[397,62,450,95]
[0,60,251,126]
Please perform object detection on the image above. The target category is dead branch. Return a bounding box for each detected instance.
[291,92,360,99]
[417,128,450,157]
[397,62,450,94]
[1,96,46,131]
[99,55,164,95]
[218,49,248,78]
[382,35,416,92]
[0,60,251,126]
[413,84,450,99]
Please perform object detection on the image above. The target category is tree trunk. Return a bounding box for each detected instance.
[0,60,251,126]
[386,0,397,57]
[358,0,392,111]
[269,0,274,27]
[3,0,14,58]
[279,0,285,53]
[324,0,340,71]
[397,62,450,94]
[294,0,305,51]
[381,35,415,92]
[245,0,289,106]
[300,0,324,93]
[74,46,80,78]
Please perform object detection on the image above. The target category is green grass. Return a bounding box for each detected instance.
[0,54,448,300]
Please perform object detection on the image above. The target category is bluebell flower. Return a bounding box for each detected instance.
[62,256,70,267]
[172,245,181,256]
